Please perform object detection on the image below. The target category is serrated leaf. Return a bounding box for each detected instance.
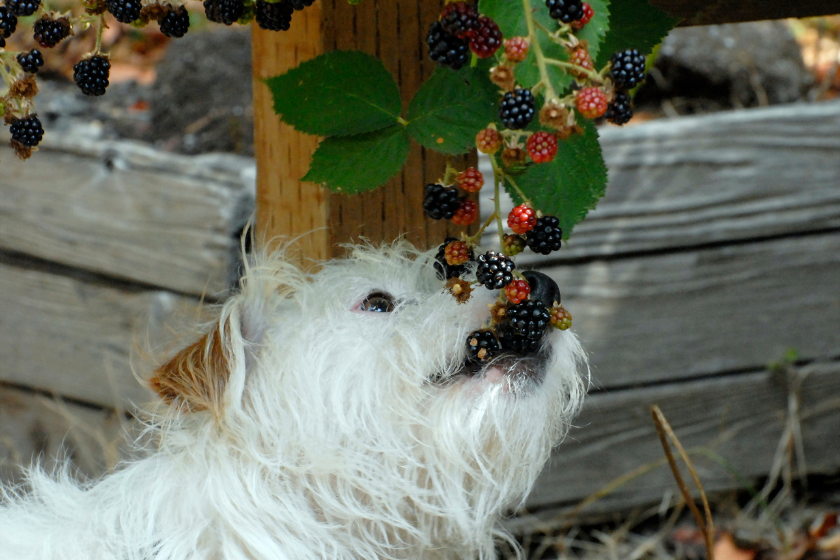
[575,0,610,62]
[595,0,679,68]
[505,120,607,238]
[302,125,410,194]
[479,0,528,37]
[266,50,402,137]
[406,66,499,154]
[514,32,574,94]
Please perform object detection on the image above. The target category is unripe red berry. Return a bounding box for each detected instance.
[569,46,594,80]
[526,131,558,164]
[550,305,573,330]
[476,127,502,154]
[469,15,502,58]
[576,87,608,119]
[571,2,593,29]
[451,199,478,226]
[504,36,529,62]
[505,279,531,304]
[456,167,484,193]
[444,240,471,265]
[507,204,537,234]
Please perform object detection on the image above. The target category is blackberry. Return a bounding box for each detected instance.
[434,237,473,280]
[204,0,244,25]
[9,115,45,148]
[288,0,314,10]
[32,16,72,48]
[423,183,460,220]
[426,21,469,70]
[475,251,515,290]
[503,300,550,343]
[605,90,633,125]
[499,88,535,130]
[6,0,40,17]
[106,0,142,23]
[545,0,583,23]
[255,0,293,31]
[159,5,190,37]
[73,55,111,96]
[498,329,542,354]
[440,1,478,39]
[469,15,501,58]
[466,330,501,363]
[17,50,45,74]
[0,7,18,39]
[610,49,646,90]
[525,215,563,255]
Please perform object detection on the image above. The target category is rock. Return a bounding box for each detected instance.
[147,28,254,155]
[639,21,814,111]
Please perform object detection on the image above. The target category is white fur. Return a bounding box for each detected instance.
[0,242,587,560]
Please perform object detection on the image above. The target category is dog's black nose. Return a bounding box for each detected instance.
[522,271,561,308]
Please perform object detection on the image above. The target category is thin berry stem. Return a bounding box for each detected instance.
[502,173,533,208]
[522,0,557,101]
[469,211,498,244]
[545,58,604,84]
[94,14,105,55]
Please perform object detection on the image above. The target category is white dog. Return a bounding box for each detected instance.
[0,242,586,560]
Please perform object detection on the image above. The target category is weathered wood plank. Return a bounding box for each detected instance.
[650,0,840,27]
[549,233,840,389]
[482,101,840,264]
[0,128,255,296]
[513,360,840,530]
[0,385,131,485]
[0,258,204,407]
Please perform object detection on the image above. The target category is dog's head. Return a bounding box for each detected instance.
[149,242,586,556]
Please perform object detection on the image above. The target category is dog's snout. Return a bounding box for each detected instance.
[522,271,561,308]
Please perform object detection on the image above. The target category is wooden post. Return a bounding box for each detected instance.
[252,0,477,263]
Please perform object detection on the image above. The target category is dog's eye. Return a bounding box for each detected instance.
[359,292,396,313]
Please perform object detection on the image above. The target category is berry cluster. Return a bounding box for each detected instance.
[423,165,484,227]
[426,2,502,70]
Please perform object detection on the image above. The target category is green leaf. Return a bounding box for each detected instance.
[514,32,574,94]
[406,66,499,154]
[505,120,607,238]
[302,125,410,193]
[595,0,679,68]
[266,50,402,137]
[575,0,610,62]
[479,0,528,37]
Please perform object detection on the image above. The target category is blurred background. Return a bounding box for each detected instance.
[1,5,840,559]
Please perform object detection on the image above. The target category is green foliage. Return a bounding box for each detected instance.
[265,50,402,136]
[478,0,528,37]
[302,125,410,194]
[576,0,611,61]
[595,0,679,67]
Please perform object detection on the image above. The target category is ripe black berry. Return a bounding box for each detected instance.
[159,5,190,37]
[610,49,647,90]
[605,89,633,125]
[498,329,542,354]
[434,238,474,280]
[32,16,72,48]
[475,251,515,290]
[423,184,460,220]
[545,0,583,23]
[106,0,142,23]
[466,330,501,363]
[426,21,470,70]
[255,0,293,31]
[6,0,40,17]
[0,7,18,39]
[440,1,479,39]
[525,215,563,255]
[503,300,551,340]
[204,0,244,25]
[9,115,45,148]
[17,50,45,74]
[499,88,535,130]
[289,0,315,10]
[73,55,111,97]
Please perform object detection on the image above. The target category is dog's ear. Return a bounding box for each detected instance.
[149,320,231,414]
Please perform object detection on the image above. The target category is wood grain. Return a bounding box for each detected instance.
[0,259,204,407]
[0,134,254,297]
[511,360,840,529]
[650,0,840,26]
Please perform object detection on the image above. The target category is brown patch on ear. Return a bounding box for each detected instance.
[149,324,230,413]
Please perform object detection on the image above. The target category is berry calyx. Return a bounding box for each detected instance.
[451,199,478,226]
[73,55,111,97]
[426,20,470,70]
[255,0,293,30]
[545,0,583,24]
[106,0,142,23]
[501,147,526,167]
[456,167,484,193]
[569,46,594,80]
[444,240,471,266]
[6,0,40,17]
[440,1,479,39]
[467,330,501,363]
[610,48,647,90]
[9,114,45,148]
[605,90,633,125]
[475,251,515,290]
[507,204,537,234]
[575,87,608,119]
[32,16,72,48]
[505,279,531,305]
[502,234,527,256]
[504,36,529,62]
[526,215,563,255]
[159,5,190,37]
[499,88,535,130]
[423,184,461,220]
[550,305,573,330]
[571,2,593,29]
[469,15,502,58]
[526,131,558,164]
[476,127,502,154]
[17,50,45,74]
